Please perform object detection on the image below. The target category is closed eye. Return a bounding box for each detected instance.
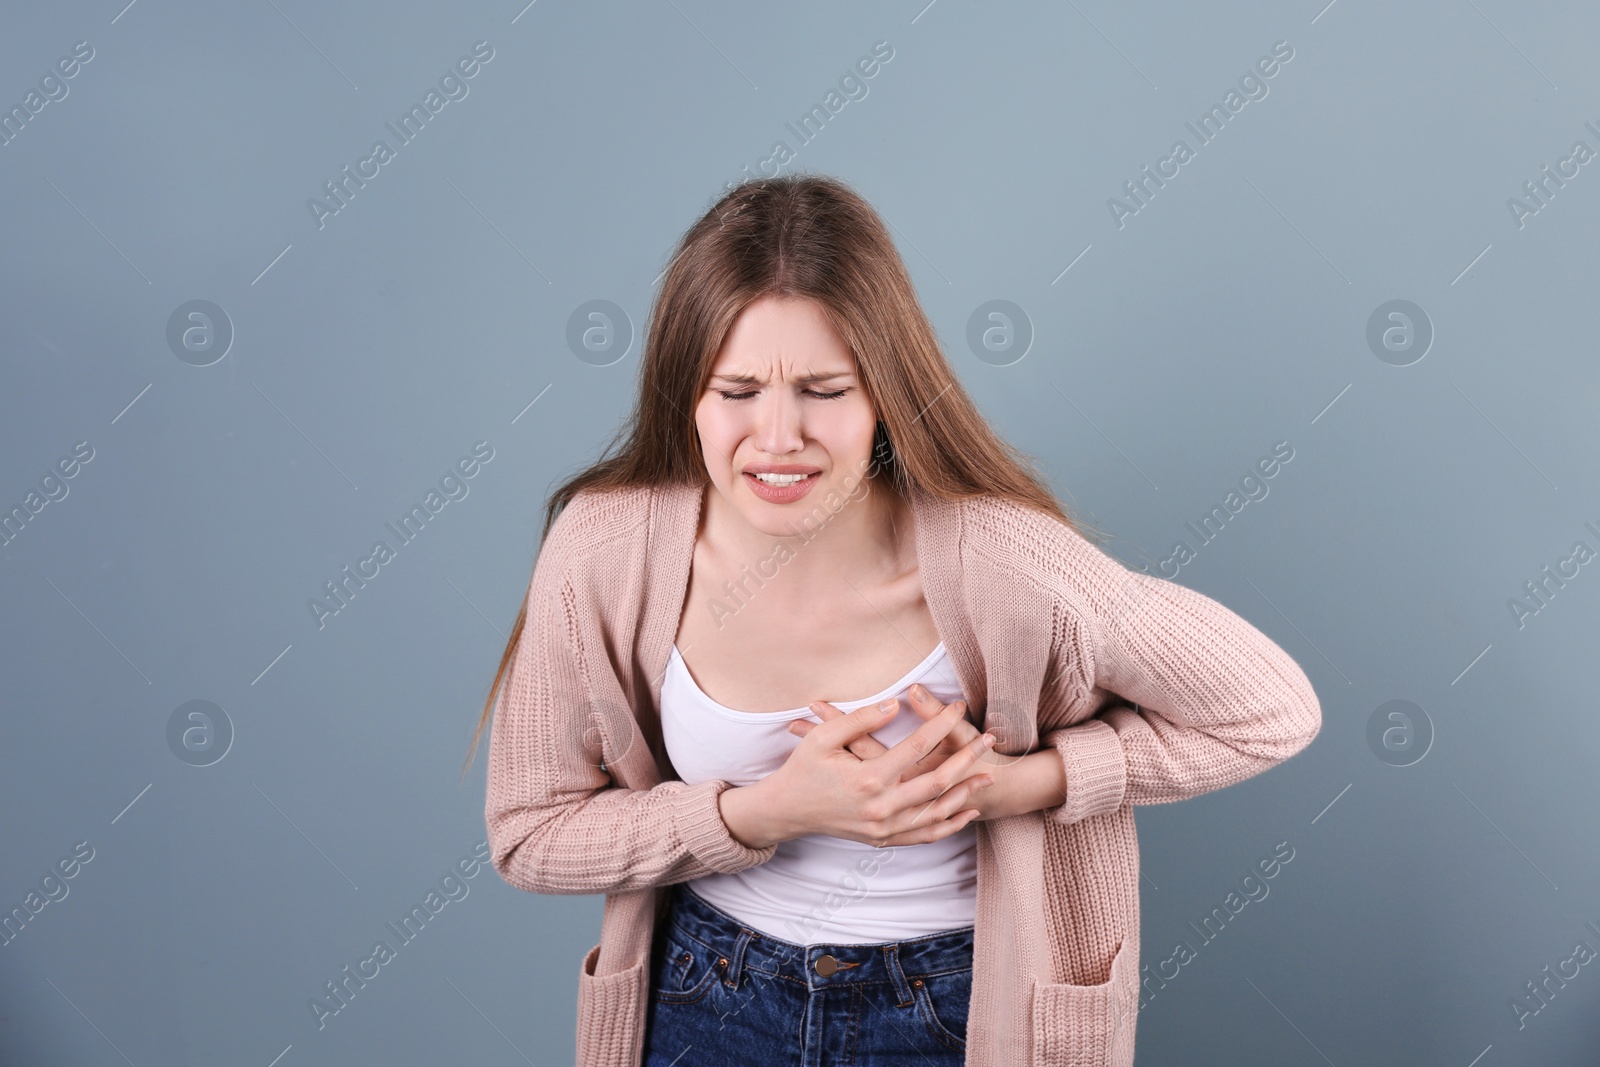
[717,388,849,401]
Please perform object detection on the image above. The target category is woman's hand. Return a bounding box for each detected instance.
[788,685,983,778]
[755,693,998,849]
[783,685,1005,846]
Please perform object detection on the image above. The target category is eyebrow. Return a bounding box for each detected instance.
[709,371,854,386]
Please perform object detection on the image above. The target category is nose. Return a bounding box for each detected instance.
[752,390,805,456]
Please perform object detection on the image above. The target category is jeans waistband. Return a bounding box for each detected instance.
[664,882,975,992]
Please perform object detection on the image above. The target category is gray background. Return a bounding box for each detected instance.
[2,0,1597,1064]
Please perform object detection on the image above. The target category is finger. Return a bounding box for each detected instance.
[877,805,983,848]
[908,689,982,744]
[792,702,893,759]
[798,701,892,753]
[904,687,980,742]
[907,684,943,715]
[875,697,979,781]
[906,734,965,779]
[896,731,997,811]
[810,697,899,753]
[903,705,988,784]
[907,685,970,721]
[789,711,889,761]
[900,769,993,833]
[911,703,982,765]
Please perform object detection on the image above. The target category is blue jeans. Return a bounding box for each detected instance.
[643,882,975,1066]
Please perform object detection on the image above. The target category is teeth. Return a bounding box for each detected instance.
[752,471,812,486]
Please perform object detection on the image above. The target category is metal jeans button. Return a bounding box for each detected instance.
[814,953,839,976]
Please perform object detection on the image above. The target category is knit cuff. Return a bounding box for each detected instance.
[670,778,780,873]
[1044,719,1128,825]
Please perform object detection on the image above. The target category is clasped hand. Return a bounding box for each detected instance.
[759,683,1000,848]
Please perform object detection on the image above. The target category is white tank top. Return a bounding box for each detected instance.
[660,640,977,944]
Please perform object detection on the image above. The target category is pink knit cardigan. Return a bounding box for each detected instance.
[485,480,1321,1066]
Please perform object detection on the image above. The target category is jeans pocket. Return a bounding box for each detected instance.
[649,924,723,1005]
[910,966,972,1052]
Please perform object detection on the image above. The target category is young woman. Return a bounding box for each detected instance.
[469,174,1321,1067]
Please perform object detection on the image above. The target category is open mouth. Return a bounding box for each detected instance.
[747,471,817,486]
[743,470,821,500]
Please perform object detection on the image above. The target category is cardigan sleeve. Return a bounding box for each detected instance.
[485,542,778,896]
[1037,529,1322,826]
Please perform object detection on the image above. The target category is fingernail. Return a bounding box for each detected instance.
[911,684,925,700]
[982,734,996,747]
[879,699,897,712]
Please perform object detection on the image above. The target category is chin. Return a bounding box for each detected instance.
[722,473,836,528]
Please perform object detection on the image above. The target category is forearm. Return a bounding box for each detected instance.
[489,778,777,894]
[990,748,1068,820]
[719,779,790,851]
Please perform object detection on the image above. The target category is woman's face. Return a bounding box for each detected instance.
[695,294,879,537]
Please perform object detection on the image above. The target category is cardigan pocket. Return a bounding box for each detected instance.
[574,941,647,1067]
[1029,937,1138,1066]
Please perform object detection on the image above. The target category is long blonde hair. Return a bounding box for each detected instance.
[461,173,1103,776]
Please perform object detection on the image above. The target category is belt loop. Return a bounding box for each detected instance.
[724,927,756,989]
[883,943,914,1006]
